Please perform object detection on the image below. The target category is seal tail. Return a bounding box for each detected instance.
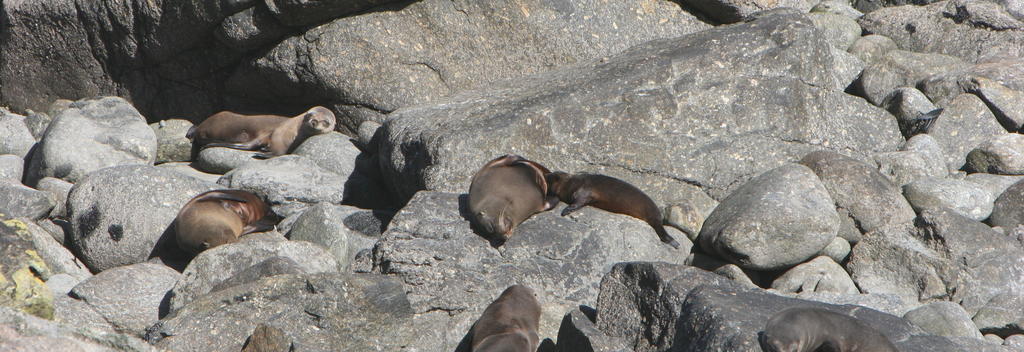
[649,221,681,249]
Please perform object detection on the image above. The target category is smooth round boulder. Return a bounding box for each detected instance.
[807,13,861,50]
[903,177,994,221]
[193,147,261,174]
[217,155,346,217]
[770,256,858,294]
[903,302,983,339]
[0,110,35,158]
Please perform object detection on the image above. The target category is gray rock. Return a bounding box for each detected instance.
[356,121,381,152]
[712,264,759,288]
[973,293,1024,337]
[778,291,917,317]
[69,263,181,336]
[35,177,73,218]
[904,133,950,174]
[665,200,717,242]
[904,301,983,338]
[848,34,899,65]
[831,46,866,91]
[989,334,1008,345]
[968,134,1024,174]
[808,12,862,50]
[193,147,261,174]
[991,180,1024,231]
[801,151,916,233]
[771,256,859,294]
[556,308,631,352]
[217,155,346,217]
[66,165,220,272]
[0,110,35,158]
[378,10,903,205]
[897,335,1021,352]
[291,132,359,177]
[919,59,1024,107]
[858,49,967,106]
[155,162,222,184]
[699,163,839,270]
[685,0,817,23]
[25,97,157,186]
[286,203,378,272]
[168,239,337,313]
[1005,334,1024,349]
[214,5,288,52]
[837,208,864,244]
[967,173,1024,200]
[35,219,68,246]
[148,273,416,352]
[373,192,689,350]
[881,87,940,139]
[904,177,994,220]
[208,256,306,293]
[240,324,293,352]
[51,294,117,336]
[846,222,959,304]
[149,119,193,164]
[967,77,1024,131]
[264,0,402,26]
[0,180,55,220]
[819,236,852,263]
[875,151,945,186]
[810,0,865,19]
[0,306,157,352]
[18,220,90,281]
[23,110,52,142]
[685,253,763,287]
[45,274,81,297]
[0,154,24,181]
[929,94,1010,170]
[858,0,1024,63]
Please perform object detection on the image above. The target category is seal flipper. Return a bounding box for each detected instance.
[241,215,279,235]
[197,191,251,204]
[561,189,593,216]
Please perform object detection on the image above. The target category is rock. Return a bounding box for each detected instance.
[217,155,346,217]
[168,239,337,313]
[967,173,1024,200]
[343,153,401,210]
[686,0,816,23]
[240,324,293,352]
[229,0,712,132]
[36,219,68,246]
[263,0,402,26]
[155,162,222,184]
[808,13,862,50]
[831,46,866,91]
[148,273,416,352]
[846,222,959,304]
[699,164,839,271]
[875,151,945,186]
[69,262,181,336]
[991,179,1024,228]
[192,147,262,174]
[45,274,80,297]
[51,293,119,336]
[858,49,967,106]
[6,219,90,281]
[712,264,759,288]
[373,192,689,350]
[0,306,157,352]
[556,308,631,352]
[819,236,852,263]
[685,253,763,288]
[881,87,941,139]
[778,291,917,317]
[988,334,1007,345]
[25,97,157,186]
[215,5,288,52]
[378,10,903,206]
[0,154,24,181]
[149,119,193,164]
[897,335,1021,352]
[810,0,864,19]
[0,110,35,158]
[1005,334,1024,349]
[35,177,73,218]
[904,177,994,221]
[968,134,1024,174]
[664,200,717,242]
[858,0,1024,63]
[919,59,1024,107]
[291,132,359,177]
[66,165,220,272]
[0,181,54,220]
[801,151,916,233]
[593,262,742,351]
[967,77,1024,131]
[286,203,379,272]
[207,256,306,293]
[356,121,381,152]
[771,256,859,294]
[23,110,52,141]
[929,94,1011,170]
[973,293,1024,337]
[0,218,54,319]
[848,34,899,65]
[903,301,983,338]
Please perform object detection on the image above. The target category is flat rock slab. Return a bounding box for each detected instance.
[69,262,182,336]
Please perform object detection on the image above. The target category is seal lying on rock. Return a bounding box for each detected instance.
[470,285,542,352]
[761,307,899,352]
[467,155,558,242]
[186,106,336,159]
[173,190,279,254]
[545,172,681,248]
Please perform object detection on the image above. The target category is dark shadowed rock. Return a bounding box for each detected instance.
[217,155,346,217]
[240,323,293,352]
[903,301,983,338]
[264,0,403,26]
[801,151,916,233]
[699,164,839,270]
[147,273,416,352]
[66,165,220,272]
[683,0,816,23]
[69,262,182,336]
[215,5,289,52]
[556,307,631,352]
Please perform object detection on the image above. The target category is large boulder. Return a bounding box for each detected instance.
[216,155,346,217]
[25,97,157,186]
[927,94,1006,170]
[147,273,416,352]
[903,177,995,221]
[149,119,193,164]
[0,181,55,220]
[285,203,381,272]
[5,219,90,281]
[857,49,967,106]
[227,0,713,132]
[991,180,1024,228]
[903,301,984,339]
[801,151,916,233]
[372,191,689,350]
[380,10,902,207]
[263,0,403,26]
[68,262,182,336]
[66,165,220,272]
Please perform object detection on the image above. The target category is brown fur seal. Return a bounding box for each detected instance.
[467,155,558,241]
[761,307,899,352]
[186,106,336,159]
[173,190,279,255]
[470,285,542,352]
[545,172,680,249]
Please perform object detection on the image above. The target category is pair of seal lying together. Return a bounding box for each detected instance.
[470,285,542,352]
[467,154,680,248]
[761,307,899,352]
[173,190,279,254]
[186,106,336,159]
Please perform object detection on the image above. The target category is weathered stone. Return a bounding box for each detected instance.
[0,306,157,352]
[155,162,222,184]
[820,236,852,263]
[875,150,945,186]
[967,77,1024,131]
[35,177,73,218]
[217,155,346,217]
[858,50,967,106]
[556,308,631,352]
[0,218,54,319]
[356,121,381,152]
[240,323,293,352]
[0,110,35,158]
[0,181,54,220]
[149,119,193,164]
[286,203,379,272]
[69,262,181,336]
[847,222,959,304]
[1005,334,1024,349]
[810,0,864,19]
[808,12,862,50]
[771,256,859,294]
[192,147,261,174]
[967,173,1024,200]
[881,87,941,139]
[968,134,1024,175]
[0,155,24,181]
[665,199,717,242]
[291,132,359,178]
[8,219,90,281]
[801,151,916,233]
[991,179,1024,228]
[848,34,898,65]
[215,5,288,52]
[903,177,994,220]
[904,301,983,338]
[831,46,866,91]
[263,0,402,26]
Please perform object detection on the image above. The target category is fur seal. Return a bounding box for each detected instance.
[467,155,558,241]
[544,172,681,249]
[470,285,542,352]
[760,307,899,352]
[173,190,279,254]
[186,106,336,158]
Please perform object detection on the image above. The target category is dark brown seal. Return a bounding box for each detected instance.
[545,172,680,248]
[761,307,899,352]
[467,155,558,241]
[173,190,279,255]
[186,106,336,158]
[470,285,542,352]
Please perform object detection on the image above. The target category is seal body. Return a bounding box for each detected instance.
[173,190,279,254]
[761,307,899,352]
[545,172,680,248]
[471,285,542,352]
[467,155,558,241]
[187,106,336,158]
